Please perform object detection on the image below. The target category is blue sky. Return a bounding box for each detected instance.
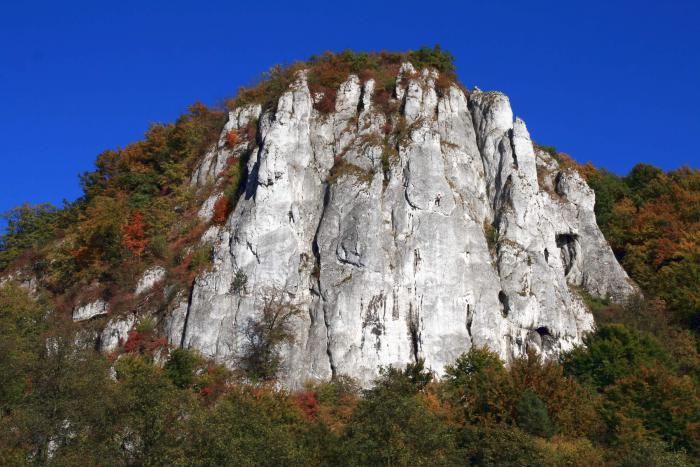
[1,0,698,216]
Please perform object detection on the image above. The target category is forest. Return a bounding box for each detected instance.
[1,50,700,465]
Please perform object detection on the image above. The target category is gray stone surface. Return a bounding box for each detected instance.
[98,314,136,352]
[73,299,108,322]
[168,66,636,387]
[135,266,166,295]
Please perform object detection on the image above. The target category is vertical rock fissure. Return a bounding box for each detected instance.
[179,279,197,348]
[465,303,473,340]
[244,144,263,200]
[356,82,365,114]
[509,129,519,170]
[407,303,421,363]
[323,304,336,379]
[313,181,336,377]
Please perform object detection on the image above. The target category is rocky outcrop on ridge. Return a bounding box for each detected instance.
[144,62,638,388]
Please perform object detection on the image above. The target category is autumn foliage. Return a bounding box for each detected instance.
[122,210,148,257]
[123,329,167,354]
[226,130,238,147]
[212,196,231,224]
[230,47,455,116]
[585,164,700,328]
[294,390,319,420]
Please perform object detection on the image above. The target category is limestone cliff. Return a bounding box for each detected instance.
[99,63,636,387]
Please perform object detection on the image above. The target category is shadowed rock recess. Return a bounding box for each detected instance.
[168,63,635,387]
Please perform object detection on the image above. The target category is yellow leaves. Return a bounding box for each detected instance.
[77,195,127,238]
[418,387,461,428]
[534,436,605,466]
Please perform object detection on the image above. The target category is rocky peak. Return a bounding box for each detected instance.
[1,52,636,389]
[171,58,637,387]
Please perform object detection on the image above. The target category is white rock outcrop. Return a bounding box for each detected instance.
[73,299,108,322]
[162,66,636,387]
[98,314,136,352]
[134,266,166,295]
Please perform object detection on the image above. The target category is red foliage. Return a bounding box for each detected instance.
[198,365,229,403]
[374,88,392,110]
[226,131,238,147]
[212,196,231,224]
[123,330,144,353]
[122,211,148,257]
[295,390,319,420]
[107,291,138,316]
[313,88,337,114]
[357,68,375,82]
[123,330,168,354]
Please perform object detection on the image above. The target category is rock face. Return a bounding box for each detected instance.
[73,299,108,322]
[171,65,635,387]
[98,314,136,352]
[134,266,166,295]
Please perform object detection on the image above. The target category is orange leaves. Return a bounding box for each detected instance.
[294,390,319,420]
[187,101,210,117]
[602,365,700,454]
[225,120,257,152]
[435,72,453,95]
[122,210,148,257]
[419,389,460,427]
[212,196,231,224]
[557,153,597,180]
[226,130,238,147]
[589,165,700,327]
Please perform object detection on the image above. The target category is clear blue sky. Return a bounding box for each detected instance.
[1,0,698,216]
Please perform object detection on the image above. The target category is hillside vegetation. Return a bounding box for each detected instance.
[2,48,700,465]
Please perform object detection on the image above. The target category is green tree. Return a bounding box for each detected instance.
[0,290,120,464]
[515,389,555,438]
[164,347,200,389]
[340,361,458,466]
[442,347,512,424]
[0,203,66,270]
[509,350,602,439]
[113,354,194,465]
[239,296,301,381]
[0,284,46,410]
[458,423,546,466]
[607,419,692,467]
[602,365,700,457]
[184,386,313,466]
[561,324,670,390]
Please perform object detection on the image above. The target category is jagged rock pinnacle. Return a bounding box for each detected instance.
[154,63,635,387]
